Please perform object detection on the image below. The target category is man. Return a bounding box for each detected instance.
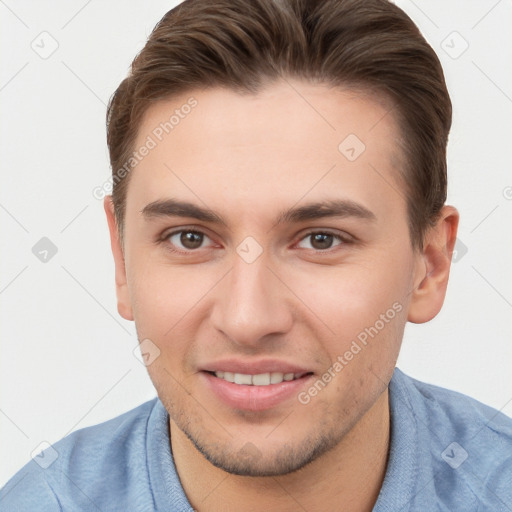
[1,0,511,510]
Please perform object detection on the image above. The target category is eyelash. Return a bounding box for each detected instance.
[159,227,352,255]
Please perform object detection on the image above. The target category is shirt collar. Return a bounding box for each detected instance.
[147,399,194,511]
[373,367,436,511]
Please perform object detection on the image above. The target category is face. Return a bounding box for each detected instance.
[111,80,425,476]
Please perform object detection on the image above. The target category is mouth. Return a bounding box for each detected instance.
[206,370,312,386]
[201,366,314,411]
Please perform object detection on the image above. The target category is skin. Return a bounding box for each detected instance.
[105,80,459,511]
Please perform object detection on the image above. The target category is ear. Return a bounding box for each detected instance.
[104,196,134,321]
[407,205,459,323]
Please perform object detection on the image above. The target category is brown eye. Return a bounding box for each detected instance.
[310,233,334,250]
[297,231,346,251]
[168,230,207,250]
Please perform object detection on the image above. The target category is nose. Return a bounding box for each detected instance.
[210,252,293,349]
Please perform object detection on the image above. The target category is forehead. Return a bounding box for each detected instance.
[126,80,406,228]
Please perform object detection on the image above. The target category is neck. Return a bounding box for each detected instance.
[170,389,390,512]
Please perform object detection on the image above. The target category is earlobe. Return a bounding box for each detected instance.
[407,206,459,324]
[104,196,134,321]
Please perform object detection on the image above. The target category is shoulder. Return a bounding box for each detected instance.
[393,368,512,442]
[0,398,160,512]
[391,368,512,509]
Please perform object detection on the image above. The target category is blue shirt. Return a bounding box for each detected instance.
[1,368,511,511]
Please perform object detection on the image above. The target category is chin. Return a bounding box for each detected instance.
[178,419,343,477]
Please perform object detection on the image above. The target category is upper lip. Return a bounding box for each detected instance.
[201,359,312,375]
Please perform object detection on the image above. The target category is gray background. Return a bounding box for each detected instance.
[1,0,511,487]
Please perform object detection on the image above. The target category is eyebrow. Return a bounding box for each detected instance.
[141,198,376,226]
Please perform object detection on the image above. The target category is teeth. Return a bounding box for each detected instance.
[252,373,270,386]
[270,372,283,384]
[234,373,252,385]
[213,371,302,386]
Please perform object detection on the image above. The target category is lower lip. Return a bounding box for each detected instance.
[201,372,313,411]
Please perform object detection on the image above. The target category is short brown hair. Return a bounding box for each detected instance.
[106,0,451,249]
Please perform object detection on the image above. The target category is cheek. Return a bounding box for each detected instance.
[289,254,412,370]
[127,252,212,332]
[297,262,409,330]
[127,258,223,377]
